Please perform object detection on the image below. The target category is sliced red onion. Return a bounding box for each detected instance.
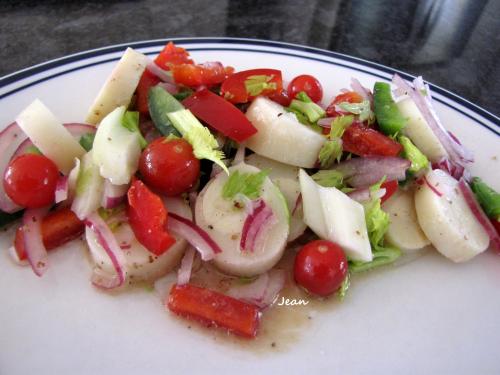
[85,212,127,289]
[350,77,373,104]
[330,156,410,188]
[0,122,27,213]
[348,187,387,203]
[101,179,128,209]
[317,117,335,128]
[392,74,473,166]
[240,199,277,253]
[291,193,302,216]
[226,269,285,308]
[458,179,500,253]
[157,82,178,94]
[22,207,50,276]
[177,246,196,286]
[55,176,69,203]
[146,60,175,83]
[167,212,222,261]
[432,157,465,181]
[422,175,443,197]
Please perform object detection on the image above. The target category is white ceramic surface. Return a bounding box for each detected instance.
[0,38,499,375]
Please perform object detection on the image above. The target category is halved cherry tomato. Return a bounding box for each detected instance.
[154,41,194,70]
[136,69,160,115]
[220,68,283,104]
[342,122,403,157]
[294,240,348,297]
[380,180,399,204]
[326,91,364,117]
[168,283,260,338]
[14,207,84,261]
[139,138,200,196]
[268,89,291,107]
[182,89,257,142]
[287,74,323,103]
[171,62,233,87]
[4,154,59,208]
[127,179,176,256]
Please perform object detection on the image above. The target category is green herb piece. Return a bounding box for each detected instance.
[222,170,268,200]
[79,133,95,152]
[311,170,345,189]
[398,135,429,174]
[317,115,354,168]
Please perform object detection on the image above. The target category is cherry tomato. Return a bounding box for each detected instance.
[139,138,200,196]
[326,91,363,117]
[380,180,399,204]
[154,41,194,70]
[287,74,323,103]
[220,68,283,104]
[294,240,348,297]
[127,179,176,255]
[342,122,403,157]
[268,89,291,107]
[136,69,160,114]
[4,154,59,208]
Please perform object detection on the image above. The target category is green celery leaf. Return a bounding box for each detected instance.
[222,170,268,200]
[244,75,277,96]
[311,170,345,189]
[398,135,429,174]
[338,100,374,124]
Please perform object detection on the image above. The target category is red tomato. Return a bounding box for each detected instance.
[220,68,283,104]
[380,180,399,204]
[127,179,176,255]
[182,89,257,142]
[287,74,323,103]
[4,154,59,208]
[491,218,500,236]
[268,89,291,107]
[294,240,348,297]
[14,207,84,261]
[326,91,364,117]
[154,41,194,69]
[168,284,260,338]
[171,62,233,88]
[136,69,160,115]
[139,138,200,196]
[342,122,403,157]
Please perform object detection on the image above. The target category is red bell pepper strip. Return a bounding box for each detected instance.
[182,89,257,142]
[14,207,84,261]
[167,283,261,338]
[154,41,194,69]
[220,68,283,104]
[342,122,403,157]
[380,180,399,204]
[127,179,176,256]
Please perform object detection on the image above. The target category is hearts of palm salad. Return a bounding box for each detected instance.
[1,42,499,339]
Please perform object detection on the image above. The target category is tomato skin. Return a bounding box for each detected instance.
[136,69,160,115]
[326,91,364,117]
[139,138,200,196]
[4,154,59,208]
[287,74,323,103]
[182,89,257,142]
[220,68,283,104]
[168,284,260,338]
[380,180,399,204]
[154,41,194,69]
[268,89,291,107]
[14,207,84,260]
[294,240,348,297]
[127,179,176,256]
[342,122,403,157]
[171,62,232,87]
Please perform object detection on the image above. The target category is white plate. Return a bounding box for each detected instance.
[1,38,499,375]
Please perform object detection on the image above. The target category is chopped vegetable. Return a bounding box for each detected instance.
[167,283,261,338]
[222,170,268,200]
[373,82,406,135]
[338,100,374,123]
[220,68,282,103]
[148,86,183,137]
[398,135,429,174]
[79,133,95,152]
[288,91,326,123]
[240,198,277,253]
[166,109,228,173]
[182,88,257,142]
[342,122,403,157]
[318,115,354,168]
[311,169,345,189]
[121,111,147,149]
[326,91,363,118]
[470,177,500,220]
[287,74,323,103]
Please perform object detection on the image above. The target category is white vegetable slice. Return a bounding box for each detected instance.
[384,188,430,252]
[195,163,289,277]
[414,169,489,262]
[87,197,190,282]
[71,151,104,220]
[299,169,372,262]
[86,47,148,125]
[396,97,448,163]
[15,99,86,174]
[92,106,141,185]
[245,97,325,168]
[245,153,306,241]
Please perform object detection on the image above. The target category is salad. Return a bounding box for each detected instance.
[1,41,499,339]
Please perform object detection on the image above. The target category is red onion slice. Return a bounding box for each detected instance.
[240,199,277,253]
[85,212,127,289]
[458,179,500,253]
[226,269,285,308]
[22,207,50,276]
[177,246,196,286]
[392,75,473,167]
[317,117,335,128]
[55,176,69,203]
[330,156,410,188]
[351,78,373,104]
[260,269,286,307]
[348,187,387,202]
[146,60,175,83]
[101,179,128,209]
[157,82,178,94]
[167,212,222,261]
[0,122,27,213]
[291,193,302,216]
[422,175,443,197]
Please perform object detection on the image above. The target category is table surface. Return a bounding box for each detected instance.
[0,0,499,118]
